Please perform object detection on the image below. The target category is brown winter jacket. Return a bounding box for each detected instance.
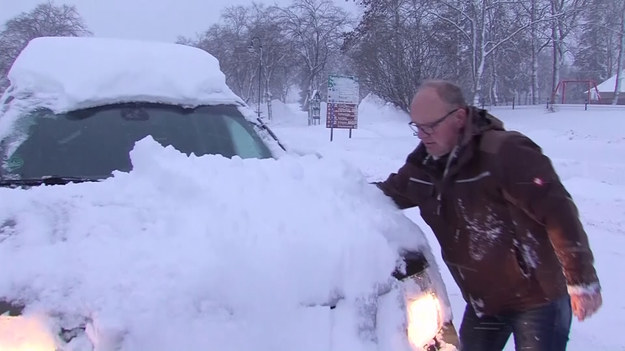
[378,106,600,316]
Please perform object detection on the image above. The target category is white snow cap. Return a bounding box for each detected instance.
[6,36,243,113]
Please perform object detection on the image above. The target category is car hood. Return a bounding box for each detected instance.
[0,136,432,349]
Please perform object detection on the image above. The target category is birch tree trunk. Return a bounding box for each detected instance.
[473,1,487,104]
[530,0,540,104]
[550,0,562,104]
[612,1,625,104]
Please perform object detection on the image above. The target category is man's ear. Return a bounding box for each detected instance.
[454,108,468,128]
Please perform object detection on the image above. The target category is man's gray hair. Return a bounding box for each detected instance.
[418,79,467,108]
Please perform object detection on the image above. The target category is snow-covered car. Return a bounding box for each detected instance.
[0,37,458,351]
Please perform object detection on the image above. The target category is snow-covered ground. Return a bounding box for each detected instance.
[268,96,625,350]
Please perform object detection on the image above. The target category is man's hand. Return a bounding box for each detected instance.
[570,291,602,321]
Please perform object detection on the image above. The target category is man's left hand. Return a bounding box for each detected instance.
[570,291,602,321]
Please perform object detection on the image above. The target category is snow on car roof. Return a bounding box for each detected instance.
[6,37,243,113]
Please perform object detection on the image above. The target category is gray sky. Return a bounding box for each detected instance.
[0,0,360,43]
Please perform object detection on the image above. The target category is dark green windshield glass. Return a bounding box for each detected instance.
[1,103,272,179]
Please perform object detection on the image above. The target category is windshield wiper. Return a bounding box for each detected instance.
[253,118,286,151]
[0,176,101,187]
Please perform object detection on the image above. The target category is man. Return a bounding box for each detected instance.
[378,80,602,351]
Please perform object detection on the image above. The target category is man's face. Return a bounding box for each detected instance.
[409,88,466,157]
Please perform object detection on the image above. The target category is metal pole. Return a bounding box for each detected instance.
[249,37,262,119]
[258,45,262,119]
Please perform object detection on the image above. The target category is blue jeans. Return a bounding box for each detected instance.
[458,296,572,351]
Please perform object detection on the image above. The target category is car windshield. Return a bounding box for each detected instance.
[0,103,272,179]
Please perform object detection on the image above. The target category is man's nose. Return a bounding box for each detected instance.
[416,128,429,140]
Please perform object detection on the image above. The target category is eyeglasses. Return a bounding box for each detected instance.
[408,108,460,136]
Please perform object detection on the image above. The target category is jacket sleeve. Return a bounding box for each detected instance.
[497,133,600,290]
[375,162,420,210]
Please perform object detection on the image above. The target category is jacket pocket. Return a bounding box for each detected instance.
[512,239,532,278]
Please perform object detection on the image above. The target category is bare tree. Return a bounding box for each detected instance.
[348,0,595,107]
[0,1,91,89]
[250,5,301,104]
[547,0,586,104]
[274,0,352,106]
[344,0,444,111]
[429,0,556,103]
[178,4,299,105]
[183,6,258,103]
[517,0,553,104]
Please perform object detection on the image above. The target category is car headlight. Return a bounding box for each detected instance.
[406,291,442,349]
[394,251,445,350]
[0,315,57,351]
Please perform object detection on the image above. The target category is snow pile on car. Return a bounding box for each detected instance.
[0,137,432,350]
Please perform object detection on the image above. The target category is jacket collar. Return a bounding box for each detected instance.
[412,107,504,180]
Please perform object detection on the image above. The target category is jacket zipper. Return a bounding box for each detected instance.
[437,145,459,215]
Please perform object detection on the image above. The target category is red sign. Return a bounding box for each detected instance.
[326,103,358,129]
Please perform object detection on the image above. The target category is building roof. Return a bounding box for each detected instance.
[596,71,625,93]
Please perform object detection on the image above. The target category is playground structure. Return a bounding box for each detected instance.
[551,79,601,104]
